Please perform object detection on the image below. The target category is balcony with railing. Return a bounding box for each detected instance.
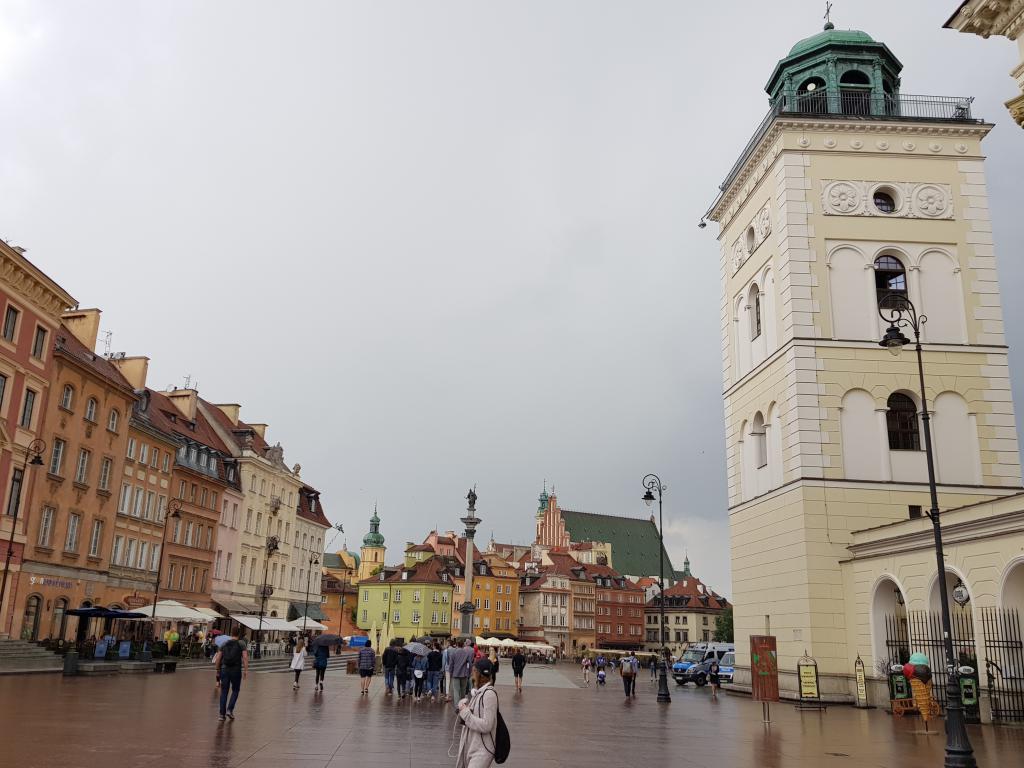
[719,92,983,194]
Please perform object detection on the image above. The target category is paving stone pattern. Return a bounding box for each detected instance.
[1,662,1021,767]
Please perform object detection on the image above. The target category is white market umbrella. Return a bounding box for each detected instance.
[130,600,212,622]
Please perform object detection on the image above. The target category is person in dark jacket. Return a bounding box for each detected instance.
[426,643,443,702]
[382,640,399,695]
[511,650,526,693]
[357,640,376,696]
[395,646,412,700]
[313,641,330,693]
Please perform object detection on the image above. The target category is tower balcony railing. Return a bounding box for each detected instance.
[719,92,983,193]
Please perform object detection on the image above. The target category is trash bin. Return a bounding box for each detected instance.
[346,659,357,675]
[63,650,79,677]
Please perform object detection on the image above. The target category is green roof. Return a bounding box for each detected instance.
[322,552,344,569]
[560,510,675,579]
[788,28,874,57]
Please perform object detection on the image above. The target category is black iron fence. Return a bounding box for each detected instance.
[980,607,1024,724]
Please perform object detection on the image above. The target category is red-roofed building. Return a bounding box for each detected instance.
[583,561,646,651]
[542,551,595,655]
[518,567,570,654]
[644,560,729,657]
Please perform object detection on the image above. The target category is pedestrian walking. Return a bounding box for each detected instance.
[511,649,526,693]
[358,640,376,696]
[455,659,500,768]
[289,638,306,690]
[396,645,412,700]
[488,649,500,685]
[215,628,249,722]
[649,656,657,681]
[382,640,399,695]
[709,659,721,701]
[581,655,591,685]
[427,643,443,702]
[450,638,473,707]
[441,640,453,701]
[312,638,330,692]
[413,651,428,701]
[620,653,637,699]
[628,652,640,697]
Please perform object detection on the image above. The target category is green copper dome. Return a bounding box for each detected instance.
[362,510,385,548]
[788,27,874,57]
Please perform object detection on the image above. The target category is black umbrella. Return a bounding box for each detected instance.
[66,607,147,619]
[311,633,342,648]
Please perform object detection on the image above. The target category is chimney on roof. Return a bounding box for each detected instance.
[214,403,241,425]
[109,356,150,390]
[163,388,198,421]
[62,308,102,350]
[249,423,268,439]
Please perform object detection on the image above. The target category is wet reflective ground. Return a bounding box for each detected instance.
[2,666,1022,767]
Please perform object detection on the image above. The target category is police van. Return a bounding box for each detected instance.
[671,642,735,684]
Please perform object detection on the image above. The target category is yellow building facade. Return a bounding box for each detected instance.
[709,24,1023,698]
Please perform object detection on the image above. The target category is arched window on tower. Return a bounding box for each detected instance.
[795,77,827,113]
[840,69,872,115]
[749,284,762,340]
[751,412,768,468]
[875,255,908,311]
[886,393,921,451]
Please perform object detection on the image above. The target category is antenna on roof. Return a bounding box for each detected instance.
[101,330,112,356]
[183,374,192,389]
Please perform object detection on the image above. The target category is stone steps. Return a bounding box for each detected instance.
[0,640,64,674]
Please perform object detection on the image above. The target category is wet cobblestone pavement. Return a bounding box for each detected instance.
[2,665,1022,767]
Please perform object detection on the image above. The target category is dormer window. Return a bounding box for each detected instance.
[441,572,449,582]
[188,446,197,463]
[402,571,409,581]
[379,572,386,581]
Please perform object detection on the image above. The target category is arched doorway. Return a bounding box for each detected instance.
[870,577,907,673]
[21,595,42,641]
[1001,559,1024,614]
[75,601,94,645]
[929,570,972,617]
[49,598,69,641]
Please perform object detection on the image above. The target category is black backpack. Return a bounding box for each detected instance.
[480,688,511,764]
[221,639,242,668]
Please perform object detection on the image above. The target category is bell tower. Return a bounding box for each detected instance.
[358,507,386,582]
[708,23,1021,696]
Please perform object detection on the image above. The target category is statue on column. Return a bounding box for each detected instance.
[466,486,477,513]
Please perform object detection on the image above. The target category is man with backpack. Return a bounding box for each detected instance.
[455,658,510,767]
[619,651,637,699]
[215,628,249,721]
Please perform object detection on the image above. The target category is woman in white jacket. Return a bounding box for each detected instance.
[455,659,499,768]
[289,639,306,690]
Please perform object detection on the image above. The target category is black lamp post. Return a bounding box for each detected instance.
[0,439,45,634]
[642,473,671,704]
[254,535,280,659]
[302,552,321,635]
[879,295,975,768]
[151,499,183,621]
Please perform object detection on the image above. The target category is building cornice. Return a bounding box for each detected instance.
[0,241,77,321]
[846,507,1024,559]
[709,118,992,226]
[944,0,1024,39]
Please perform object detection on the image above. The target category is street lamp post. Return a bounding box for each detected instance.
[0,439,45,635]
[302,552,321,635]
[642,473,671,704]
[879,296,975,768]
[254,535,280,660]
[151,499,183,623]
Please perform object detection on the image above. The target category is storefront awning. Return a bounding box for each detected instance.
[288,601,328,621]
[230,614,293,632]
[193,607,225,620]
[213,595,261,614]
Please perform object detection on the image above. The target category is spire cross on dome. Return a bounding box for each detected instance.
[823,1,834,30]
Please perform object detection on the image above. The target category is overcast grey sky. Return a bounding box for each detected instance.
[2,1,1022,596]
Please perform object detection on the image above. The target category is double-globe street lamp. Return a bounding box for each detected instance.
[254,535,280,659]
[301,551,321,636]
[0,439,45,634]
[879,295,975,768]
[642,473,671,704]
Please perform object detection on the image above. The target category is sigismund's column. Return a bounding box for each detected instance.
[458,488,480,639]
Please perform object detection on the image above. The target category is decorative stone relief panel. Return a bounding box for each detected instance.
[731,202,772,273]
[820,180,954,219]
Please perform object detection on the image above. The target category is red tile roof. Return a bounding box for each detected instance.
[54,326,135,394]
[362,555,452,586]
[144,389,233,454]
[297,484,331,529]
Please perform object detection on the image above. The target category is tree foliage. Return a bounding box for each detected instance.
[713,607,734,643]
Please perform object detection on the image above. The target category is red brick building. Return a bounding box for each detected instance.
[584,561,646,651]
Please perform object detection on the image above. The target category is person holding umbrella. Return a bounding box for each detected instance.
[310,634,340,693]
